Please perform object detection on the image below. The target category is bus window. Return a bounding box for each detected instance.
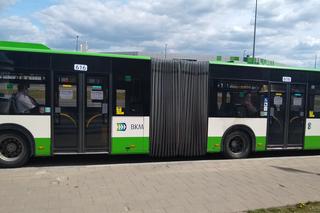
[86,77,105,108]
[308,84,320,118]
[213,81,268,118]
[115,75,144,116]
[58,75,77,108]
[0,72,49,115]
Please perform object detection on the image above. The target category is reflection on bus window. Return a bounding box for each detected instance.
[213,81,268,118]
[0,72,47,115]
[115,82,145,116]
[308,84,320,118]
[59,85,77,107]
[86,77,105,108]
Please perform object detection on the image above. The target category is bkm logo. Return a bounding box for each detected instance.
[117,123,127,131]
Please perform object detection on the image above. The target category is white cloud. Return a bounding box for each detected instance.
[0,0,16,11]
[0,0,319,67]
[0,16,44,42]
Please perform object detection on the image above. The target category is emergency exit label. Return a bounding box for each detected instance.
[74,64,88,71]
[282,76,291,82]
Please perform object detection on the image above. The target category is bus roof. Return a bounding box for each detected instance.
[1,41,319,72]
[0,41,151,60]
[210,60,320,73]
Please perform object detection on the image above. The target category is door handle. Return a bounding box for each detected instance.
[289,116,299,123]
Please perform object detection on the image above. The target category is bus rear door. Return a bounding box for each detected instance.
[268,83,306,149]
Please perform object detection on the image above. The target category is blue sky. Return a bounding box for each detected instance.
[1,0,320,68]
[3,1,57,16]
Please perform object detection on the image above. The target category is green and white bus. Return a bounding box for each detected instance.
[0,41,319,167]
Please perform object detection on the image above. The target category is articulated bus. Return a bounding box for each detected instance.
[0,41,320,167]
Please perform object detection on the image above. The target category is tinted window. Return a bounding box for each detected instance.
[308,84,320,118]
[211,80,268,118]
[0,71,50,115]
[57,75,77,107]
[210,65,270,81]
[113,59,150,116]
[0,51,50,69]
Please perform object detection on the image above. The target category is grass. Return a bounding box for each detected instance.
[248,202,320,213]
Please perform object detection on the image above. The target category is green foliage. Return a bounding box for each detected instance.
[248,202,320,213]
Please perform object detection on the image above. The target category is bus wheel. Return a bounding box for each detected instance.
[0,133,30,168]
[223,131,251,159]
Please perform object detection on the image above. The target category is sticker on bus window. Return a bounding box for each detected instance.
[293,97,302,106]
[314,95,320,112]
[45,107,51,113]
[60,89,73,100]
[116,89,126,108]
[92,85,102,90]
[62,84,72,88]
[116,106,124,115]
[309,111,315,118]
[263,97,268,111]
[274,96,283,105]
[91,90,103,100]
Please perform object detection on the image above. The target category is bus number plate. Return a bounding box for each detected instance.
[74,64,88,71]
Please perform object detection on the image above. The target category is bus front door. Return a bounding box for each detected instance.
[268,83,306,149]
[54,74,79,152]
[53,73,109,153]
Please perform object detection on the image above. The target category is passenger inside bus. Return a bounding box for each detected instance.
[216,91,259,117]
[243,93,258,116]
[15,83,38,113]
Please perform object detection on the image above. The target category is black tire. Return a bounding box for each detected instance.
[0,133,30,168]
[223,131,251,159]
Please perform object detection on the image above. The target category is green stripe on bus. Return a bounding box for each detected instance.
[34,138,51,156]
[208,136,266,153]
[207,137,222,153]
[304,136,320,150]
[0,45,151,60]
[111,137,149,154]
[255,136,267,151]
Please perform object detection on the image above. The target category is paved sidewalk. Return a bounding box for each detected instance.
[1,156,320,213]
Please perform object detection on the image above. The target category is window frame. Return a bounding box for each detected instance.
[0,69,51,115]
[210,78,269,118]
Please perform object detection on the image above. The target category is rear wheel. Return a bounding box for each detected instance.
[0,133,30,168]
[223,131,251,159]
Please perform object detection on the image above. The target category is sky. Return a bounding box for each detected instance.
[0,0,320,68]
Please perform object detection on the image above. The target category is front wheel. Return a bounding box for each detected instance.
[0,133,30,168]
[223,131,251,159]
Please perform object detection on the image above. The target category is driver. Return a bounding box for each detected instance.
[15,83,37,113]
